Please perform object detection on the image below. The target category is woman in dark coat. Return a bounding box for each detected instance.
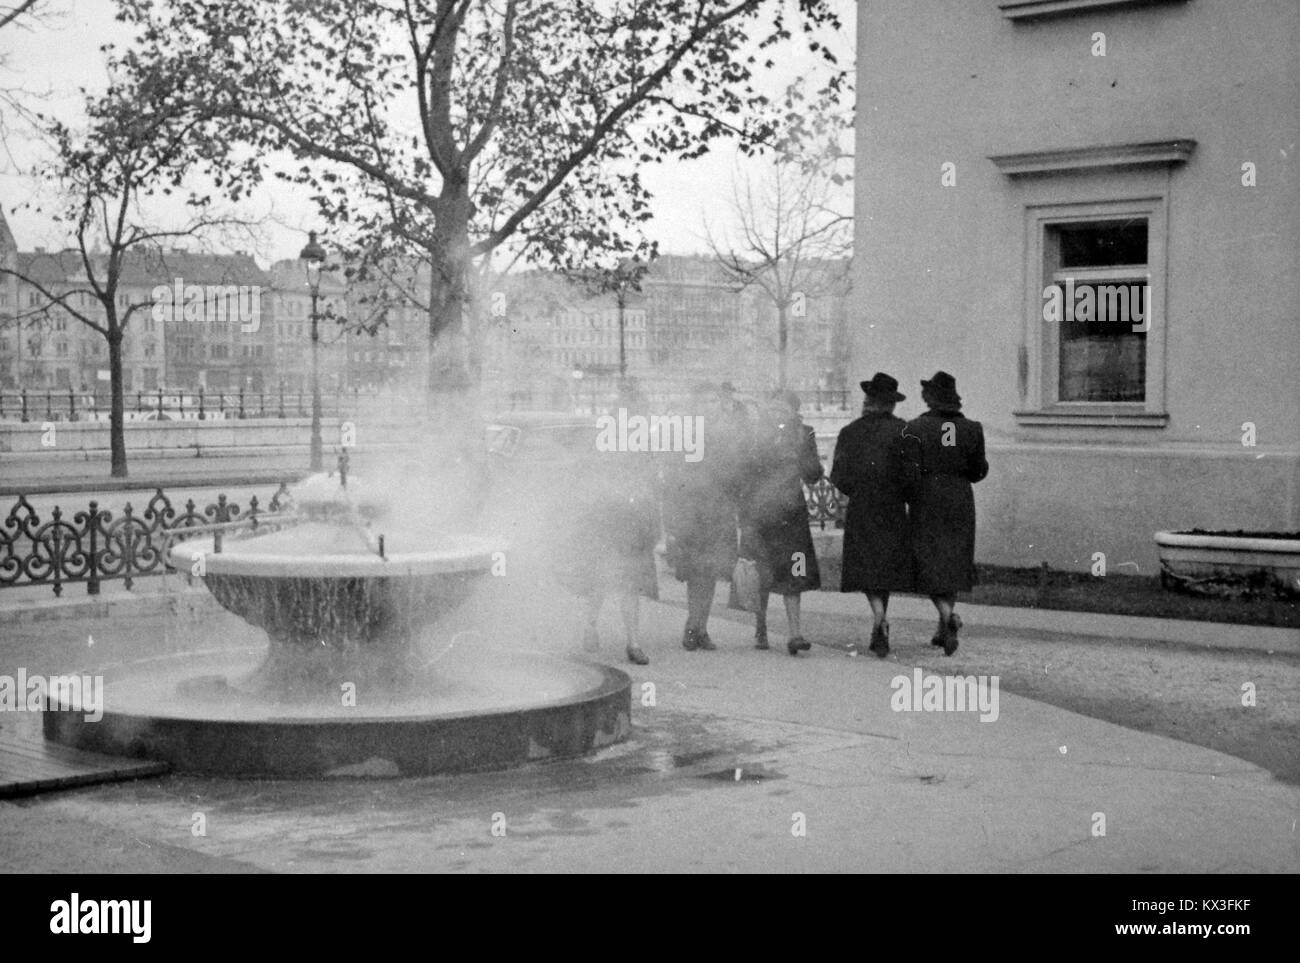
[740,389,824,656]
[662,382,746,651]
[563,382,660,666]
[902,371,989,656]
[829,372,913,657]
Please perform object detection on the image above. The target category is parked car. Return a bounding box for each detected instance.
[485,411,600,465]
[482,411,602,533]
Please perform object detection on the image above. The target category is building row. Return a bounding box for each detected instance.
[0,213,851,409]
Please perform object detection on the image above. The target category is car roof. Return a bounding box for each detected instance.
[485,410,598,430]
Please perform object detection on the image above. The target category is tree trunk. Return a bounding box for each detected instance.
[107,324,127,478]
[423,182,486,520]
[777,303,789,389]
[618,292,627,380]
[427,184,473,401]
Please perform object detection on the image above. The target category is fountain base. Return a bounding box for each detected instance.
[43,648,632,778]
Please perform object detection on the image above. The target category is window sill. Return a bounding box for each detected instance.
[1014,408,1169,428]
[998,0,1188,21]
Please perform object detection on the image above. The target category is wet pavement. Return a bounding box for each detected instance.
[2,582,1298,872]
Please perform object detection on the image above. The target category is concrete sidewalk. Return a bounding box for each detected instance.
[5,566,1297,654]
[654,578,1300,656]
[1,586,1297,873]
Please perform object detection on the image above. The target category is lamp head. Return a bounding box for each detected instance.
[299,231,326,289]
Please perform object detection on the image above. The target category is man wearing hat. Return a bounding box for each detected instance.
[829,373,915,657]
[901,371,989,656]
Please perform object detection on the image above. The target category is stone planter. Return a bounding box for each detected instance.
[1154,530,1300,598]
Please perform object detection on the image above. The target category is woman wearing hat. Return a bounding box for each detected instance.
[902,371,989,656]
[740,388,825,655]
[830,373,914,657]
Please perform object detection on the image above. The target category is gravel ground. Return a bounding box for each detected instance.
[700,604,1300,786]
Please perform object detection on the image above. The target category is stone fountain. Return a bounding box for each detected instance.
[43,471,631,777]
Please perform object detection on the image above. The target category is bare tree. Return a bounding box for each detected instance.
[0,0,39,32]
[1,66,258,476]
[707,150,852,388]
[0,0,54,153]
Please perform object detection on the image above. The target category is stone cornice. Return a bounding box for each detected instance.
[989,140,1196,176]
[998,0,1189,21]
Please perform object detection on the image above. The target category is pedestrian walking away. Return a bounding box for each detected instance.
[901,371,989,657]
[830,372,914,658]
[740,388,824,656]
[662,382,747,652]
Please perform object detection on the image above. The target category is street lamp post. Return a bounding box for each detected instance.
[616,289,627,382]
[571,366,584,414]
[299,231,327,471]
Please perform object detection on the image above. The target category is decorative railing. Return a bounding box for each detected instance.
[804,476,846,530]
[0,485,293,597]
[1,471,841,598]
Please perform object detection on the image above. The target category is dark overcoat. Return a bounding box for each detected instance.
[829,412,914,593]
[662,409,748,582]
[901,409,989,594]
[740,418,823,594]
[557,446,661,600]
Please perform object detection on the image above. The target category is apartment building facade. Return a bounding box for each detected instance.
[851,0,1299,569]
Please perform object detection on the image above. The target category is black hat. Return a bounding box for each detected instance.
[860,372,905,402]
[920,370,962,408]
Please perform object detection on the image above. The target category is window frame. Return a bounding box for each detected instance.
[1018,196,1169,426]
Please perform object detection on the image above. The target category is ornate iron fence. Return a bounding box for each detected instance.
[1,473,840,598]
[0,485,292,597]
[805,476,846,530]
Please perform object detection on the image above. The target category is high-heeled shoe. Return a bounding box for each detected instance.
[696,631,717,651]
[754,627,770,650]
[942,612,961,657]
[682,627,700,651]
[625,644,649,666]
[787,636,811,656]
[868,620,890,658]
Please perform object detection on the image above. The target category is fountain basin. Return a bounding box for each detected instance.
[167,528,500,694]
[44,648,632,777]
[51,472,638,779]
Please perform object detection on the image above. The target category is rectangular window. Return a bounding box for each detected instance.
[1055,219,1149,400]
[1018,196,1167,426]
[1047,218,1148,402]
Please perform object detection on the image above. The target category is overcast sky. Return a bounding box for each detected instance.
[0,0,855,268]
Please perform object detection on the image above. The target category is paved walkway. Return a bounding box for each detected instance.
[1,581,1296,873]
